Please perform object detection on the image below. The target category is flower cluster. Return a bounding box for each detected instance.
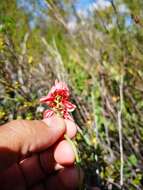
[40,81,76,120]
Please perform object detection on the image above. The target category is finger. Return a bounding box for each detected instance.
[64,119,77,139]
[0,163,26,190]
[31,184,45,190]
[0,140,75,189]
[0,116,65,171]
[30,167,83,190]
[21,116,66,154]
[19,140,75,187]
[43,116,77,139]
[54,140,75,164]
[45,167,83,190]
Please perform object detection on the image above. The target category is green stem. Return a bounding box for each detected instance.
[64,134,82,189]
[64,134,80,164]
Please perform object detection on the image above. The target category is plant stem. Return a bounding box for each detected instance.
[64,134,82,189]
[118,74,124,187]
[64,134,80,163]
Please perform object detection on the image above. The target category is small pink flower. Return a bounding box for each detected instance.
[40,81,76,120]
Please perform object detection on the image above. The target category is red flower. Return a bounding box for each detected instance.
[40,81,76,120]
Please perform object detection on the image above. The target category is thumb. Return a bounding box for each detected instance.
[0,116,65,171]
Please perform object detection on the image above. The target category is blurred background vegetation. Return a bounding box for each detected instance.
[0,0,143,189]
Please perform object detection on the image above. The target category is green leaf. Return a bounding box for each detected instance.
[128,155,137,166]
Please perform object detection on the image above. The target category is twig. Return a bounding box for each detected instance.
[117,74,124,187]
[45,1,68,31]
[41,37,68,82]
[18,32,29,65]
[91,91,99,142]
[110,0,121,29]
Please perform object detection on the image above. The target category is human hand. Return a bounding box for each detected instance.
[0,116,82,190]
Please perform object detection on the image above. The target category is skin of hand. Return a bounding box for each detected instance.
[0,116,83,190]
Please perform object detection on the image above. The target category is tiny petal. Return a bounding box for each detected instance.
[40,96,53,103]
[40,96,48,103]
[43,110,54,118]
[63,100,76,112]
[50,81,70,98]
[55,81,69,91]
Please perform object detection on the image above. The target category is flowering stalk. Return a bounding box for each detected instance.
[40,81,80,163]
